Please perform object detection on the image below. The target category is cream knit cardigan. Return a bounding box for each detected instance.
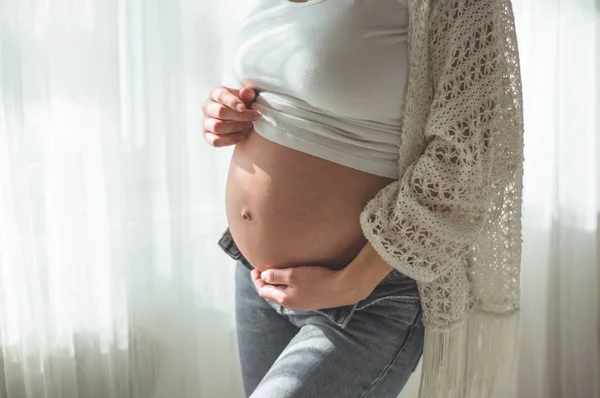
[359,0,524,397]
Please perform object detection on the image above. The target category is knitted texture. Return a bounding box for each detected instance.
[360,0,524,396]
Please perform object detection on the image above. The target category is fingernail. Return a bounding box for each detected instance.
[251,112,261,121]
[236,103,245,111]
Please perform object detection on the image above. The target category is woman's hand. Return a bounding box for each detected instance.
[251,266,358,311]
[251,242,396,312]
[202,85,261,147]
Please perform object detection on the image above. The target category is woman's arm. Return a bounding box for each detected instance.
[358,0,524,283]
[334,241,395,302]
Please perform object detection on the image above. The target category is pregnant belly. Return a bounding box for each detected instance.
[225,130,396,272]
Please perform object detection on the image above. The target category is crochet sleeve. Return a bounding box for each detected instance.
[360,0,523,283]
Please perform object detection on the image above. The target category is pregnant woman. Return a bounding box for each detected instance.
[204,1,524,397]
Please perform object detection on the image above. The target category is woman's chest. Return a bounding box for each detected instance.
[231,0,410,122]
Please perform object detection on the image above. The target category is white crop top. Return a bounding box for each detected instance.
[231,0,410,179]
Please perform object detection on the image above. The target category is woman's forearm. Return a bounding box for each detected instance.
[335,240,395,303]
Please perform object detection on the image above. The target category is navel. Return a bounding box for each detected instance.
[241,208,252,221]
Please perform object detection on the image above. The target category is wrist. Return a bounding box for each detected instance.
[335,241,394,304]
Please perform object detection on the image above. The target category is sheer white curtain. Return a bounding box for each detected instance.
[0,1,250,397]
[513,0,599,397]
[0,1,597,398]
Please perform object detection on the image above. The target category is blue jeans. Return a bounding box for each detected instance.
[218,228,424,398]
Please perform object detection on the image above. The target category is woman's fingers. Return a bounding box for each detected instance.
[203,118,254,135]
[209,86,246,111]
[202,85,260,147]
[260,268,293,285]
[202,101,260,122]
[251,269,288,305]
[239,87,257,104]
[203,129,252,147]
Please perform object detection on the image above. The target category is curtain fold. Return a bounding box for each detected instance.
[0,1,597,397]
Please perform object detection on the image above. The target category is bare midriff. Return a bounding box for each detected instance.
[225,129,396,272]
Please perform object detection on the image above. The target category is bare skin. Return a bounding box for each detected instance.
[203,85,396,310]
[226,130,395,272]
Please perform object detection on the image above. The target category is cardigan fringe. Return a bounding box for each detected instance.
[418,310,521,398]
